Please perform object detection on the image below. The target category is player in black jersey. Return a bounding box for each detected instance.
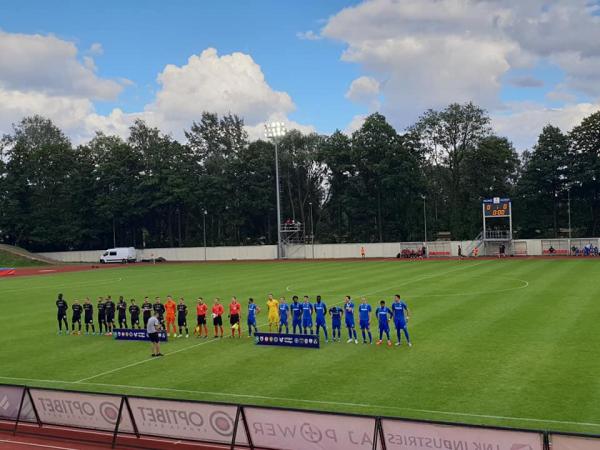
[142,297,153,328]
[129,299,141,329]
[117,296,128,328]
[153,297,165,325]
[71,300,83,335]
[176,298,189,338]
[83,297,95,335]
[104,296,116,335]
[56,293,69,335]
[97,297,106,334]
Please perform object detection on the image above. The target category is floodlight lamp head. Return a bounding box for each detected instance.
[264,121,287,139]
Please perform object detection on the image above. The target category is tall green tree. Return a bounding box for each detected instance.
[410,103,491,238]
[515,125,569,237]
[569,111,600,235]
[0,116,79,250]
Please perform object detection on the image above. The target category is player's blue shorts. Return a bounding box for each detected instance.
[280,318,288,326]
[379,323,390,331]
[302,318,313,327]
[332,319,341,329]
[394,320,407,329]
[345,317,355,328]
[359,319,369,329]
[293,317,302,326]
[247,317,256,326]
[316,317,326,327]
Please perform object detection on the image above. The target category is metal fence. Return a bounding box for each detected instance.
[0,383,598,450]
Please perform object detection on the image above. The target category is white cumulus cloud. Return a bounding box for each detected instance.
[346,76,380,105]
[323,0,600,149]
[0,30,124,100]
[144,48,297,138]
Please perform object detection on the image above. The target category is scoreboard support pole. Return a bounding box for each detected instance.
[482,202,487,243]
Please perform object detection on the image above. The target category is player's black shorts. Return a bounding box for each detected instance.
[72,316,81,323]
[178,317,187,327]
[213,315,223,326]
[131,316,139,325]
[106,313,115,323]
[148,332,159,343]
[143,313,151,325]
[230,314,240,325]
[57,312,66,320]
[85,316,93,324]
[197,315,206,325]
[98,314,106,323]
[118,314,126,322]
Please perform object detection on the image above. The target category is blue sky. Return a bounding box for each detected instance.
[0,0,599,149]
[0,0,365,131]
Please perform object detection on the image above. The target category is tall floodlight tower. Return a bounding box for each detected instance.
[264,122,287,259]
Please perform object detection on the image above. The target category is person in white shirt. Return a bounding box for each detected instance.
[147,311,163,357]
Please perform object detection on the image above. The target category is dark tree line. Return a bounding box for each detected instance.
[1,103,599,252]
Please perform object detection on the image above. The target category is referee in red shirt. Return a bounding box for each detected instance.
[212,298,224,338]
[229,296,242,338]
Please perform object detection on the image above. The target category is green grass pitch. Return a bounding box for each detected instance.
[1,259,599,435]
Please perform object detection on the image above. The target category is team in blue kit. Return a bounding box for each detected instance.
[358,297,373,344]
[290,296,302,334]
[278,297,290,334]
[375,300,394,346]
[243,293,412,348]
[391,294,411,347]
[313,295,329,342]
[344,296,359,344]
[329,305,343,341]
[301,296,314,334]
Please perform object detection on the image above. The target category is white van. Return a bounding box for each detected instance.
[100,247,137,264]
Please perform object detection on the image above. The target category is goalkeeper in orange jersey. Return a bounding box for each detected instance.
[164,295,177,337]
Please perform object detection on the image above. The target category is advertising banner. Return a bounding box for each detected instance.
[29,388,134,433]
[0,386,29,421]
[254,332,320,349]
[113,329,167,342]
[244,406,377,450]
[381,419,544,450]
[128,397,247,445]
[551,435,600,450]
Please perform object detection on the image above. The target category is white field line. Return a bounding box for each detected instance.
[0,375,598,429]
[77,262,492,383]
[286,260,490,298]
[0,277,124,294]
[0,439,79,450]
[74,332,220,383]
[74,296,352,383]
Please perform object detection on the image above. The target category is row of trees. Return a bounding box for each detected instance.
[0,103,599,252]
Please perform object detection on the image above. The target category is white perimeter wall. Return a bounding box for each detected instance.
[38,238,592,263]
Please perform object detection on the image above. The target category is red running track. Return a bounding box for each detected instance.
[0,422,236,450]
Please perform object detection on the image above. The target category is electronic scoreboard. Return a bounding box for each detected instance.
[483,197,511,217]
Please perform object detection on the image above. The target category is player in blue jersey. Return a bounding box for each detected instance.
[329,305,343,341]
[301,296,313,334]
[247,298,260,337]
[290,295,302,334]
[358,297,373,344]
[278,297,290,334]
[392,294,412,347]
[313,295,329,342]
[344,296,358,344]
[375,300,393,347]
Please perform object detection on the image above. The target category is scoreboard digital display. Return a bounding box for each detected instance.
[483,198,511,217]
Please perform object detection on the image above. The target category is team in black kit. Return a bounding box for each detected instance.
[56,293,147,335]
